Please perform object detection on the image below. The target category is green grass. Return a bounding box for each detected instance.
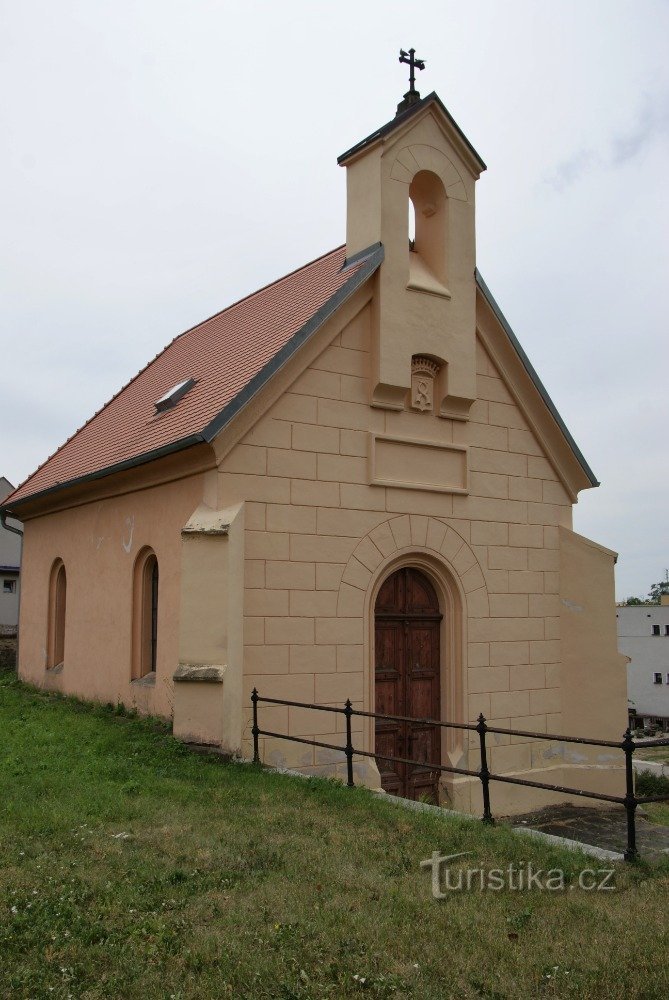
[644,802,669,825]
[635,771,669,798]
[1,674,668,999]
[635,771,669,826]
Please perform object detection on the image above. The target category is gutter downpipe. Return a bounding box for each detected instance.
[1,509,23,675]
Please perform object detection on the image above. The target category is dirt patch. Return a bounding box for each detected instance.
[0,636,17,672]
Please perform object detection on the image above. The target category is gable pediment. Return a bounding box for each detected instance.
[338,91,486,180]
[475,272,598,501]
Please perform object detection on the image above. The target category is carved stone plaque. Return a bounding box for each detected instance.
[410,356,440,413]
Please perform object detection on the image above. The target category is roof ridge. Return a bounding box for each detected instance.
[5,325,190,501]
[7,245,345,504]
[337,91,486,172]
[3,244,349,508]
[173,244,346,344]
[200,243,384,443]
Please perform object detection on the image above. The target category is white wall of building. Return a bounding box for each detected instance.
[0,477,22,632]
[617,603,669,718]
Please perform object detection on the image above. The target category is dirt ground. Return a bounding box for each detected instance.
[0,635,17,671]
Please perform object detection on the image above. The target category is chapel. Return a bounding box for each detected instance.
[1,67,627,813]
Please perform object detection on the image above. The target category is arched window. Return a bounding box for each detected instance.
[132,548,159,680]
[47,559,67,669]
[408,170,448,289]
[408,198,416,250]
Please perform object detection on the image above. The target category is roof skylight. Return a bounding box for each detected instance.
[154,378,196,413]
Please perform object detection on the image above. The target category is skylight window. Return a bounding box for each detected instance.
[154,378,196,413]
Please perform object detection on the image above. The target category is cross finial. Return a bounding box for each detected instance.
[397,48,426,115]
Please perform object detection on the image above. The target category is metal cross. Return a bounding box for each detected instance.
[399,48,425,96]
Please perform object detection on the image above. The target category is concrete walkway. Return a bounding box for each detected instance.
[634,757,669,779]
[505,804,669,862]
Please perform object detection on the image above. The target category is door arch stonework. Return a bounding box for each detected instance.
[334,515,489,796]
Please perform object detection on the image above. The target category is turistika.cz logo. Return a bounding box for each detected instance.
[420,852,616,897]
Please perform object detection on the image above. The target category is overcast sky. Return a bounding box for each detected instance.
[1,1,667,600]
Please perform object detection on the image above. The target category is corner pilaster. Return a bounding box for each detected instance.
[173,502,245,750]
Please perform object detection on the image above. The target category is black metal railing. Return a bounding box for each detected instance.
[250,689,669,862]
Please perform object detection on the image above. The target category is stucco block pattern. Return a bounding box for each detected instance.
[316,564,345,590]
[290,644,337,673]
[222,323,572,781]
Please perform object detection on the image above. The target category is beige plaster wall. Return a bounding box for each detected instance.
[13,282,624,814]
[559,527,628,796]
[345,109,479,418]
[209,289,609,812]
[17,471,205,718]
[13,290,625,814]
[174,502,245,750]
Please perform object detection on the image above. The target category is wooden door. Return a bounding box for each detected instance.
[374,567,442,802]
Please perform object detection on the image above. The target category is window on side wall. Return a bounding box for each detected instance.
[132,548,159,681]
[47,560,67,669]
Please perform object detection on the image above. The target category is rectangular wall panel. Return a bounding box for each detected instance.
[369,434,468,494]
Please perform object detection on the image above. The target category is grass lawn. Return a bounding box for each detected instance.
[644,802,669,826]
[1,673,668,999]
[635,770,669,827]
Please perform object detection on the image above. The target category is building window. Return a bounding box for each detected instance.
[652,624,661,636]
[132,548,159,680]
[665,625,669,636]
[47,559,67,669]
[653,672,662,685]
[3,579,16,594]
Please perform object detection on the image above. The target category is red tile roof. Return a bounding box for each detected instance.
[6,244,383,508]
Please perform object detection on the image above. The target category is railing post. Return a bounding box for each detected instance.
[622,727,638,862]
[344,698,355,787]
[251,687,260,764]
[477,713,494,824]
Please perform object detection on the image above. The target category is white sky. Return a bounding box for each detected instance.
[1,0,667,600]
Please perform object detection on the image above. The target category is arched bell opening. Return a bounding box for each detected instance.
[408,169,448,289]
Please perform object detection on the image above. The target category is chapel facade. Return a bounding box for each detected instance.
[2,89,628,814]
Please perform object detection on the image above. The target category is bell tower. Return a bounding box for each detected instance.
[338,64,486,419]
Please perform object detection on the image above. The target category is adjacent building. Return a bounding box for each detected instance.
[0,477,22,635]
[617,597,669,730]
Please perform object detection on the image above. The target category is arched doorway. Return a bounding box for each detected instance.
[374,566,442,801]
